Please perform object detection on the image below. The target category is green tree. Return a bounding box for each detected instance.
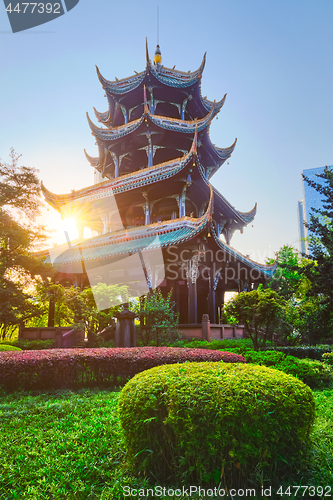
[300,167,333,343]
[135,288,180,346]
[0,150,52,339]
[224,287,288,350]
[302,167,333,300]
[66,283,129,345]
[267,245,311,301]
[35,282,74,328]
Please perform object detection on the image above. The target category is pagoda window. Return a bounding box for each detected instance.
[123,149,147,173]
[126,205,145,228]
[155,101,180,119]
[153,147,180,165]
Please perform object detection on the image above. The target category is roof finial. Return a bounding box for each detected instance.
[154,44,162,65]
[145,37,150,67]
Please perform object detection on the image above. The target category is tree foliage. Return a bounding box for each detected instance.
[0,150,52,339]
[224,287,288,350]
[267,245,311,301]
[135,288,180,346]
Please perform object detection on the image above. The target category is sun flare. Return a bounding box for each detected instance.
[44,208,93,247]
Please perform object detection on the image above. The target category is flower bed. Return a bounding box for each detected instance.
[0,347,246,392]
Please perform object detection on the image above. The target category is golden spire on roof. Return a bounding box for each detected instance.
[154,44,162,65]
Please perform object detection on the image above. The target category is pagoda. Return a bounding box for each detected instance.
[42,42,276,324]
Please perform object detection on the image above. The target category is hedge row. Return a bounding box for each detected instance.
[174,340,333,388]
[0,345,22,352]
[0,339,55,350]
[239,350,333,388]
[0,347,246,392]
[263,345,333,360]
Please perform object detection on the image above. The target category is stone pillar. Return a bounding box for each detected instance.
[114,303,136,347]
[202,314,210,341]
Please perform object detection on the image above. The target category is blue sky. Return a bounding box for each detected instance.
[0,0,332,262]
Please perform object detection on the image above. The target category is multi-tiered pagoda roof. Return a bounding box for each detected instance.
[42,42,276,323]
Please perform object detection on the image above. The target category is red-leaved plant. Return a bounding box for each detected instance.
[0,347,246,391]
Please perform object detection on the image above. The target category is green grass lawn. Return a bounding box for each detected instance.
[0,387,332,499]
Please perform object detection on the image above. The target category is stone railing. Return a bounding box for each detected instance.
[18,326,85,348]
[178,316,245,341]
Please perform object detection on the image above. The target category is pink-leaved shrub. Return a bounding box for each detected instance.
[0,347,246,391]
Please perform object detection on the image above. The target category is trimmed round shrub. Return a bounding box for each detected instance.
[0,345,21,352]
[119,362,315,487]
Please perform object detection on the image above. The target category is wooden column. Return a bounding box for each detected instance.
[208,283,216,324]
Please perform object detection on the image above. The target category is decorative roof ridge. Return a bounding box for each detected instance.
[86,112,144,142]
[212,185,256,225]
[96,45,207,96]
[238,203,257,219]
[151,101,216,125]
[211,226,277,276]
[84,149,100,167]
[212,185,247,222]
[198,134,237,181]
[148,100,217,133]
[95,65,145,94]
[149,52,206,79]
[42,149,195,206]
[201,93,227,112]
[93,107,111,124]
[195,159,255,226]
[87,101,218,142]
[214,138,237,159]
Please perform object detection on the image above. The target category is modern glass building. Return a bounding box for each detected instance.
[298,166,331,254]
